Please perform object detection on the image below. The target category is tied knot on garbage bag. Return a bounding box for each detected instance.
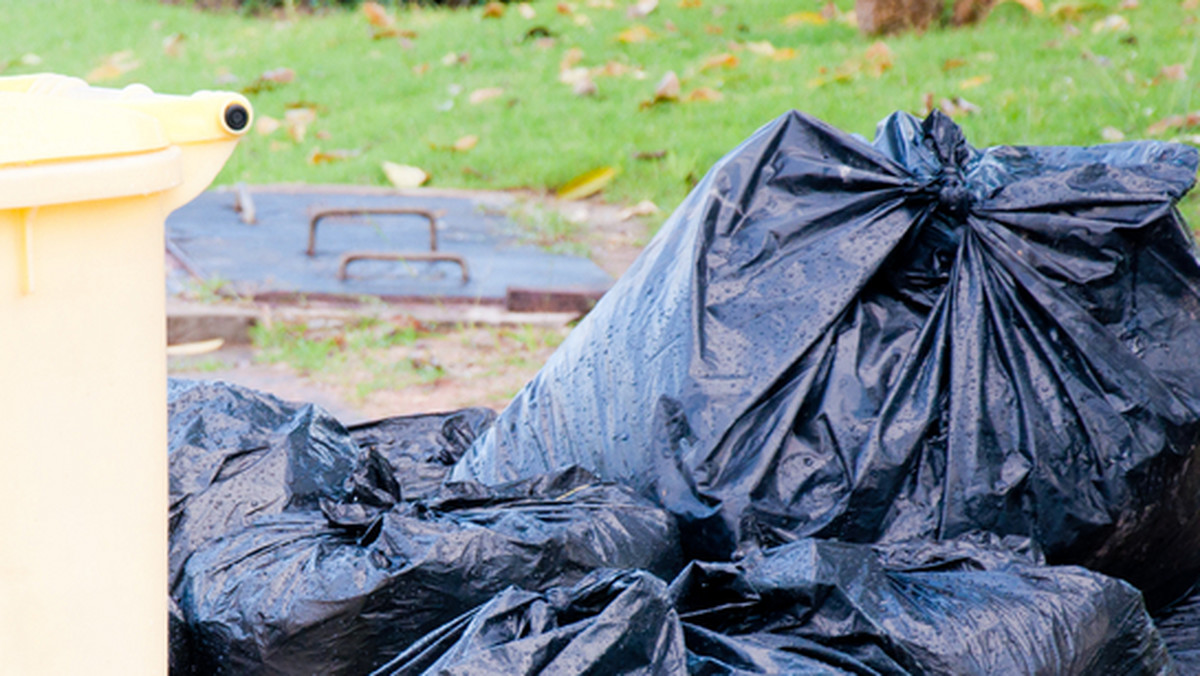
[927,171,972,221]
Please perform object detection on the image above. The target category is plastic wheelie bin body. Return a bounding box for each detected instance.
[0,74,250,674]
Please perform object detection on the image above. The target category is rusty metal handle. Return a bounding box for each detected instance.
[337,252,470,283]
[307,208,440,256]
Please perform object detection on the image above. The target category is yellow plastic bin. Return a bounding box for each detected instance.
[0,74,250,674]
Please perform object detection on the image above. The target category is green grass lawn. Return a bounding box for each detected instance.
[5,0,1200,225]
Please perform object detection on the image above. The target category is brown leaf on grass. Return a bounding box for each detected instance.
[685,86,723,102]
[744,41,797,61]
[704,24,724,34]
[1006,0,1045,14]
[518,3,537,18]
[627,0,658,18]
[1092,14,1131,33]
[639,70,681,108]
[1160,64,1187,82]
[556,2,575,14]
[783,11,828,26]
[560,47,585,71]
[242,67,295,94]
[255,115,281,136]
[679,0,702,7]
[560,66,592,85]
[619,200,660,220]
[558,166,618,200]
[617,24,656,43]
[483,2,505,18]
[1101,126,1126,141]
[308,148,362,165]
[959,74,992,89]
[863,41,893,77]
[1147,112,1200,135]
[363,1,394,27]
[1118,0,1139,9]
[162,33,185,58]
[943,57,968,71]
[632,149,667,160]
[468,87,506,104]
[700,52,739,70]
[454,135,480,151]
[413,63,431,76]
[382,162,430,188]
[86,50,141,83]
[573,77,598,96]
[441,52,471,66]
[940,96,982,117]
[284,107,317,143]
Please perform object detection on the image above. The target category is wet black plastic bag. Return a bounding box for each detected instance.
[1154,583,1200,673]
[349,407,497,501]
[168,379,399,592]
[371,537,1171,675]
[371,569,687,675]
[175,467,681,674]
[451,111,1200,605]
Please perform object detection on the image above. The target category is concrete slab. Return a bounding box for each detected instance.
[165,185,613,305]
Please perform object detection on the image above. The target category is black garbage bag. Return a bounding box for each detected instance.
[369,536,1171,675]
[451,110,1200,606]
[370,569,688,675]
[349,408,496,501]
[1154,583,1200,674]
[175,466,682,675]
[674,537,1172,675]
[168,379,400,592]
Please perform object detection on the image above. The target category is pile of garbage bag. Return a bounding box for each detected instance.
[171,110,1200,674]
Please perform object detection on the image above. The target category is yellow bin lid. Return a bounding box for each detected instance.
[0,74,251,209]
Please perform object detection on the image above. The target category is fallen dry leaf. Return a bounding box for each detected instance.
[943,57,967,71]
[557,2,575,14]
[941,96,982,117]
[468,87,505,104]
[308,148,361,165]
[1186,0,1200,10]
[86,50,141,83]
[483,2,505,18]
[382,161,430,188]
[619,200,660,220]
[685,86,723,102]
[1160,64,1187,81]
[652,70,680,100]
[255,115,281,136]
[162,33,185,58]
[705,23,724,34]
[1118,0,1139,8]
[573,77,598,96]
[561,47,585,71]
[863,41,893,77]
[1101,126,1126,141]
[679,0,702,7]
[518,3,537,18]
[558,166,618,200]
[413,63,431,76]
[1005,0,1045,14]
[745,41,776,56]
[284,107,317,143]
[1092,14,1131,32]
[632,149,667,160]
[627,0,658,18]
[441,52,470,66]
[242,67,295,94]
[701,52,739,70]
[959,74,992,89]
[363,2,394,27]
[453,135,479,152]
[560,66,592,85]
[784,11,828,26]
[617,24,656,43]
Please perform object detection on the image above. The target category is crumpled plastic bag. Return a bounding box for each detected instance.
[371,536,1172,675]
[451,110,1200,607]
